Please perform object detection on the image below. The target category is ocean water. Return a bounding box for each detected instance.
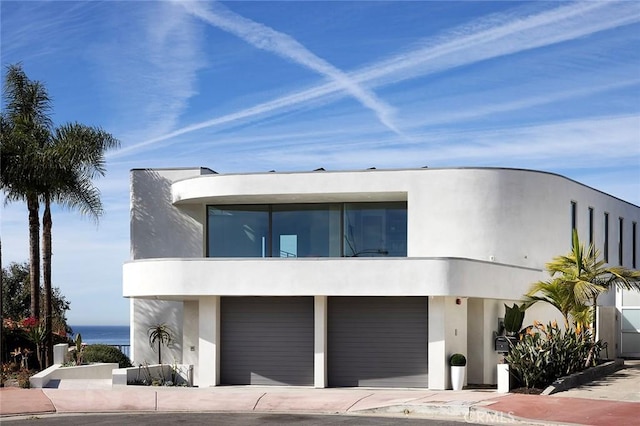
[70,325,130,346]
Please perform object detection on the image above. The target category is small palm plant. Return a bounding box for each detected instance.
[147,323,173,364]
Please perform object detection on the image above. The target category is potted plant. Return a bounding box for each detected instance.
[449,353,466,391]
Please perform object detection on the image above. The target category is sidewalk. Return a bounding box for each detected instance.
[1,385,638,425]
[1,362,639,425]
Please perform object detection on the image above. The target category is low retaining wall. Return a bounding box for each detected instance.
[542,359,624,395]
[29,363,119,388]
[113,364,193,387]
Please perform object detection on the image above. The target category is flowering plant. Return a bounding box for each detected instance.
[19,317,46,369]
[3,318,21,331]
[21,317,39,328]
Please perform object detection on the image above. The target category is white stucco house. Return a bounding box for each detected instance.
[123,167,640,389]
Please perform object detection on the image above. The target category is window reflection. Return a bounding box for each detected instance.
[272,204,341,257]
[207,202,407,258]
[208,206,269,257]
[344,203,407,257]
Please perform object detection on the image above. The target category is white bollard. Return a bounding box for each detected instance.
[497,363,511,393]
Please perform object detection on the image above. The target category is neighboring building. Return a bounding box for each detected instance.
[123,167,640,389]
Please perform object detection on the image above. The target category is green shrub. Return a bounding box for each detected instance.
[449,353,466,366]
[505,321,605,389]
[82,344,132,368]
[17,369,32,388]
[503,303,526,335]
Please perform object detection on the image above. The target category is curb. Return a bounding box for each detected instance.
[541,359,624,395]
[354,401,474,418]
[353,403,575,425]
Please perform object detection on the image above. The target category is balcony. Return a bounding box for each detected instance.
[123,257,542,301]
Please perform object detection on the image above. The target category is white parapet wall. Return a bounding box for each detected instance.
[30,363,119,388]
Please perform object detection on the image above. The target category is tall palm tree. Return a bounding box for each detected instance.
[1,64,53,321]
[529,230,640,338]
[40,123,119,366]
[2,64,119,367]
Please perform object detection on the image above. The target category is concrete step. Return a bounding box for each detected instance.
[44,379,113,389]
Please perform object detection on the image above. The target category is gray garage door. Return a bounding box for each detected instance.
[328,296,428,388]
[221,297,314,386]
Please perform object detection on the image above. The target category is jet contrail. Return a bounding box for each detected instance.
[113,1,639,158]
[177,0,401,134]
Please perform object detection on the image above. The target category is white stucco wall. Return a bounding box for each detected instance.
[124,257,542,299]
[125,167,639,385]
[129,168,213,366]
[170,167,640,271]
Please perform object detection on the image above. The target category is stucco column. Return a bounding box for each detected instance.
[428,296,468,390]
[428,296,447,390]
[198,296,220,387]
[314,295,328,388]
[466,298,484,385]
[129,299,137,362]
[183,301,199,378]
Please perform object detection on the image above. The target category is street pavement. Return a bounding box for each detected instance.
[1,361,638,425]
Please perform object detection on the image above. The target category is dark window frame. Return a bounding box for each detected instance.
[571,201,577,246]
[207,202,407,258]
[588,207,594,247]
[633,221,637,269]
[619,217,624,266]
[604,212,609,263]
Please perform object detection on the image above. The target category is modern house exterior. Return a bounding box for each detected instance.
[123,167,640,389]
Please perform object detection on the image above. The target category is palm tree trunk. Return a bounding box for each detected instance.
[43,196,53,367]
[27,194,40,320]
[0,237,4,365]
[591,294,598,342]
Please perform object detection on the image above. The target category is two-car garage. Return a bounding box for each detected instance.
[219,296,428,388]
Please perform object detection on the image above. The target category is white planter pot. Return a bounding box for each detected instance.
[451,365,466,391]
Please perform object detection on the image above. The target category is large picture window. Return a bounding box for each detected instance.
[272,204,342,257]
[207,202,407,258]
[208,206,269,257]
[344,202,407,257]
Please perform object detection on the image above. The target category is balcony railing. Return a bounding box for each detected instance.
[109,344,131,360]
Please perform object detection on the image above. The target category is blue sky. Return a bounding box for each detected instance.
[1,1,639,326]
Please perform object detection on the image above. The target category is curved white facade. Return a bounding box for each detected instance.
[124,167,639,389]
[124,257,541,300]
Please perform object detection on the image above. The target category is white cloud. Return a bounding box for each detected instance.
[89,2,206,145]
[246,114,640,172]
[399,78,640,128]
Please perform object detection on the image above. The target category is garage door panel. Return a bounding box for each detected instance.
[221,297,314,386]
[328,296,428,388]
